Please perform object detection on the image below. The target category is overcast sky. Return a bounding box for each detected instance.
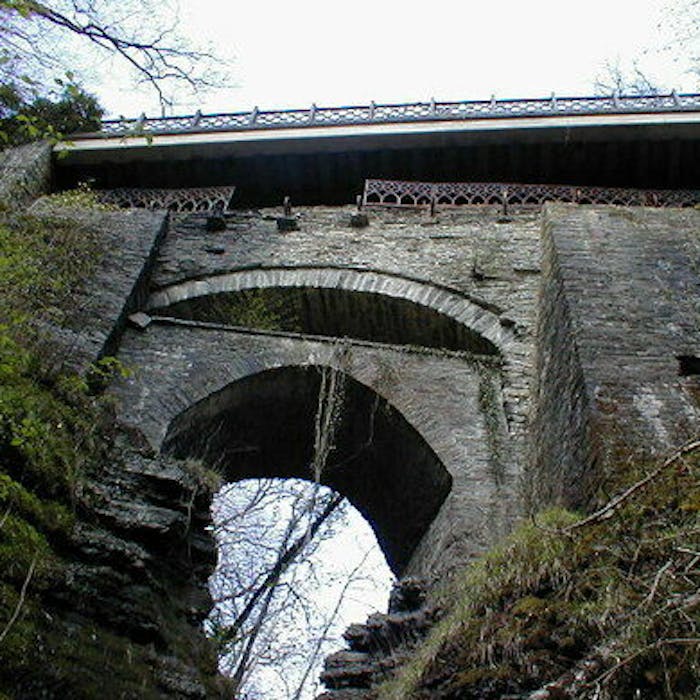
[96,0,698,118]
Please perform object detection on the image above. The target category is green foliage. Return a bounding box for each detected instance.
[0,209,107,498]
[195,289,286,330]
[0,601,178,699]
[169,288,303,332]
[379,447,700,699]
[86,355,131,393]
[0,365,98,497]
[0,513,55,583]
[42,181,115,211]
[0,580,41,673]
[0,473,73,533]
[0,210,105,494]
[0,212,100,331]
[181,458,224,495]
[0,80,102,145]
[2,1,38,20]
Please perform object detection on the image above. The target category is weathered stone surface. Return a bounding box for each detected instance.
[113,321,514,577]
[531,204,700,508]
[205,214,226,232]
[0,141,52,208]
[27,202,168,372]
[7,431,225,699]
[129,310,152,329]
[70,522,153,575]
[318,578,435,698]
[388,576,427,612]
[277,215,300,231]
[116,207,540,578]
[350,212,369,228]
[4,185,697,697]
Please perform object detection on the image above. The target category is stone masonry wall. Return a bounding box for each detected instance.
[541,204,700,483]
[151,205,542,480]
[5,162,698,696]
[28,202,168,372]
[114,319,510,579]
[528,207,596,508]
[552,206,700,454]
[116,206,544,578]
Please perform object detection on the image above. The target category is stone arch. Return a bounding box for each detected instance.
[162,364,453,575]
[147,267,510,355]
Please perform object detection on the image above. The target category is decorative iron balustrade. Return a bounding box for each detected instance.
[91,93,700,137]
[97,185,236,212]
[362,179,700,209]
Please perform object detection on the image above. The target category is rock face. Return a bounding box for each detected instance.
[5,425,226,699]
[0,148,228,698]
[318,579,436,699]
[74,439,219,696]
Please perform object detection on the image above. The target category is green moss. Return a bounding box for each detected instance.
[0,346,103,498]
[0,473,73,534]
[1,604,167,699]
[0,213,101,333]
[180,458,224,494]
[0,210,106,499]
[0,581,42,669]
[0,513,55,580]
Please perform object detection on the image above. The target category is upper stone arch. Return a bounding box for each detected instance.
[146,266,510,355]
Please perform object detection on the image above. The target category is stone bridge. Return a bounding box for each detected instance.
[4,135,699,697]
[106,200,700,580]
[113,207,540,577]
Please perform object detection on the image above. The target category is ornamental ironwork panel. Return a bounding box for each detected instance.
[93,93,700,137]
[362,180,700,209]
[97,186,236,212]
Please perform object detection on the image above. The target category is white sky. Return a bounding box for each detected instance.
[97,0,698,118]
[210,479,393,699]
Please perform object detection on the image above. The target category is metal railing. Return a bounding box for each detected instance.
[90,93,700,138]
[362,179,700,209]
[96,185,236,212]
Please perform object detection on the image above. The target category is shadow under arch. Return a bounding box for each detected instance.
[148,267,506,355]
[162,365,453,575]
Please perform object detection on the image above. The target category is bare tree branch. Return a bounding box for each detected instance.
[0,0,225,112]
[0,552,38,645]
[218,493,344,648]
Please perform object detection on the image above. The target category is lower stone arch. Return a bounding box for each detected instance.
[162,364,453,575]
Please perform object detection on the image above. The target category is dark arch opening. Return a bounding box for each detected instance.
[159,286,498,355]
[162,365,452,574]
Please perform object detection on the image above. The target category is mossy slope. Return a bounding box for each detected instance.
[379,445,700,699]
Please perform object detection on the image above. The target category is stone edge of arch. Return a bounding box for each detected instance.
[146,267,512,353]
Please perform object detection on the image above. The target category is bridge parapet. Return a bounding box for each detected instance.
[90,93,700,138]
